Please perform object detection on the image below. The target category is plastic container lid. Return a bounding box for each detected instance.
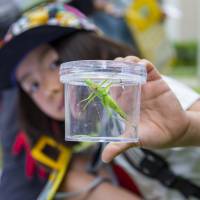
[60,60,147,84]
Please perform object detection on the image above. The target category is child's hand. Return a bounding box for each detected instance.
[102,56,189,163]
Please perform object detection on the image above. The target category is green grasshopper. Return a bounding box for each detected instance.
[81,79,127,120]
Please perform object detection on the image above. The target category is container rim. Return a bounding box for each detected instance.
[60,60,147,84]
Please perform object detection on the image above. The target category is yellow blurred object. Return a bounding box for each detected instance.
[31,135,71,170]
[126,0,163,32]
[125,0,175,70]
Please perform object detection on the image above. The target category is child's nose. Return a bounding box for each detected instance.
[43,79,62,98]
[44,86,60,98]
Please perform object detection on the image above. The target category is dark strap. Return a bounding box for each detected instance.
[124,148,200,199]
[86,143,103,175]
[87,143,119,186]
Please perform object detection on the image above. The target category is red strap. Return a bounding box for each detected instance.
[12,131,30,155]
[12,131,48,180]
[38,166,48,179]
[25,150,36,178]
[113,164,142,197]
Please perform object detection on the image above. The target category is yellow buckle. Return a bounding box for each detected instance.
[31,135,71,170]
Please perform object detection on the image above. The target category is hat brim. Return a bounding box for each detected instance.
[0,25,81,90]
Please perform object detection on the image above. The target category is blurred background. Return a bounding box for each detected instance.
[0,0,199,169]
[0,0,199,88]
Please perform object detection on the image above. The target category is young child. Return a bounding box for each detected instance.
[0,2,141,200]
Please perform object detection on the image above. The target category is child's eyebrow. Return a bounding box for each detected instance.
[39,46,52,61]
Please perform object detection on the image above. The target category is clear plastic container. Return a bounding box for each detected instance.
[60,60,146,143]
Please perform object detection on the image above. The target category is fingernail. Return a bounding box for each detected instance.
[102,157,110,163]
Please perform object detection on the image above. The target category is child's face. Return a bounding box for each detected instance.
[16,44,65,121]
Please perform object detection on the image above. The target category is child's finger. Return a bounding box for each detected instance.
[114,56,141,63]
[114,57,123,61]
[138,59,161,81]
[101,142,139,163]
[123,56,141,63]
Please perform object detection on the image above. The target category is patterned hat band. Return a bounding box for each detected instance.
[3,2,98,45]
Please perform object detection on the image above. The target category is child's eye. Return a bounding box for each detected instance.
[49,60,61,70]
[30,82,40,94]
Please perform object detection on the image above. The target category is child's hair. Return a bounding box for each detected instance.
[19,31,139,146]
